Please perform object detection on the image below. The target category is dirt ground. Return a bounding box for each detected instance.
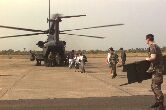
[0,56,166,110]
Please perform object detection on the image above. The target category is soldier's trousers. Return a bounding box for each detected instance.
[111,65,116,75]
[109,63,116,75]
[112,67,116,75]
[80,61,85,73]
[151,76,164,103]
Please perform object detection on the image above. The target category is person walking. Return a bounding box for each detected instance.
[79,52,86,73]
[68,50,75,69]
[119,48,126,66]
[74,53,80,72]
[106,47,118,79]
[145,34,165,110]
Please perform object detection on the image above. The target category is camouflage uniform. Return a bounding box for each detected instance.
[120,50,126,66]
[149,43,164,103]
[108,52,118,77]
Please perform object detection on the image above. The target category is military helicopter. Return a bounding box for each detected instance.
[0,0,124,67]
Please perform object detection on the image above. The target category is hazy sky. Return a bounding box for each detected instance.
[0,0,166,51]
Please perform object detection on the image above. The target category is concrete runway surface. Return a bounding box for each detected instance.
[0,57,166,110]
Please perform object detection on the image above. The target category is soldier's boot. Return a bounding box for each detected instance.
[112,74,117,79]
[159,103,165,110]
[150,102,159,108]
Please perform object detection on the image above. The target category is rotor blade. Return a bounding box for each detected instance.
[0,25,45,32]
[60,32,105,39]
[0,32,46,39]
[60,24,124,32]
[60,15,86,18]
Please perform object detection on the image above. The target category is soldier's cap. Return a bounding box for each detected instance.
[146,34,154,41]
[109,47,114,51]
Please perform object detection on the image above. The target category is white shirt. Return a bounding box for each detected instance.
[79,56,83,61]
[107,53,111,62]
[74,56,80,63]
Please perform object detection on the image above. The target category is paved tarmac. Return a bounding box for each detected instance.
[0,57,166,110]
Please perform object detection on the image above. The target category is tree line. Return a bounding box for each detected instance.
[0,47,166,55]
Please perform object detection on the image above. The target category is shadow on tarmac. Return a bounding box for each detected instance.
[0,95,165,110]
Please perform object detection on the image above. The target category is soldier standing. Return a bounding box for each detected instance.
[145,34,165,110]
[79,52,86,73]
[119,48,126,66]
[68,50,75,69]
[106,47,118,79]
[74,53,80,72]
